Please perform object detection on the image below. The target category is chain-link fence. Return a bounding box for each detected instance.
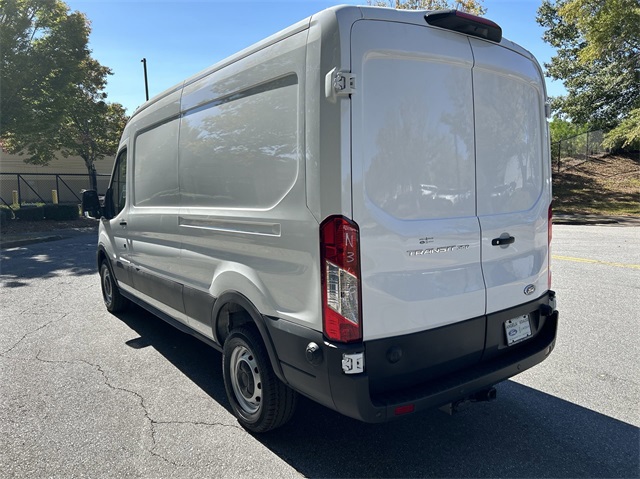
[0,173,110,210]
[551,130,608,174]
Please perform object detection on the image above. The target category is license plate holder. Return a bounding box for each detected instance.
[504,314,532,346]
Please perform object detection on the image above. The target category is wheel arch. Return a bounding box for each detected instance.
[213,291,287,385]
[97,245,109,271]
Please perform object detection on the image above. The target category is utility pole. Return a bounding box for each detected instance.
[141,58,149,102]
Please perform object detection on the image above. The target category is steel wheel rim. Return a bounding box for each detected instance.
[230,345,262,415]
[102,267,113,306]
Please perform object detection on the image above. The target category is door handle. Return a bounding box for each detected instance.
[492,235,515,246]
[119,220,127,226]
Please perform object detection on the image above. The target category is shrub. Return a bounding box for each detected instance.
[0,208,10,228]
[14,206,45,221]
[44,204,79,221]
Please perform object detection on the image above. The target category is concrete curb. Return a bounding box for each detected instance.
[1,235,65,249]
[0,227,98,250]
[553,215,640,226]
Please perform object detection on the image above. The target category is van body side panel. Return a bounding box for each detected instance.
[123,91,184,318]
[351,20,485,340]
[181,284,216,328]
[178,31,322,332]
[305,7,362,223]
[471,39,551,314]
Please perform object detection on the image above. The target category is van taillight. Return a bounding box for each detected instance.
[320,216,362,343]
[548,203,553,289]
[425,10,502,43]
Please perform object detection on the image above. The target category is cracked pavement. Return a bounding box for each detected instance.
[1,229,638,479]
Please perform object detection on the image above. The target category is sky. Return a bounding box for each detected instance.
[65,0,565,115]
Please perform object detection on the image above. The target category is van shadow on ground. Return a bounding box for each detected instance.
[116,305,638,479]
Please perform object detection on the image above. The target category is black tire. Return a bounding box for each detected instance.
[223,325,297,432]
[99,260,128,313]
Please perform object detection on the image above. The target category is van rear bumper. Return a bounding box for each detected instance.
[265,297,558,423]
[327,310,557,422]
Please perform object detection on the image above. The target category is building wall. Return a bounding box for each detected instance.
[0,151,115,175]
[0,151,115,204]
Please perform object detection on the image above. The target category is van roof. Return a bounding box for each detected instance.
[129,5,537,121]
[130,14,313,119]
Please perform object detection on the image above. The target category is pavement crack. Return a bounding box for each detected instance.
[153,419,243,431]
[8,349,241,468]
[0,318,58,356]
[31,351,185,468]
[146,419,244,468]
[75,358,176,466]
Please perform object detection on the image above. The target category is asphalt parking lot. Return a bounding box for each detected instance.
[1,224,638,478]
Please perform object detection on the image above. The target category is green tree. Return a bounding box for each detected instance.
[56,73,128,190]
[0,0,127,186]
[1,0,89,135]
[537,0,640,148]
[604,109,640,150]
[548,118,587,145]
[367,0,486,16]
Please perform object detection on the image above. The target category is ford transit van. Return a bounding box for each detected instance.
[84,6,559,432]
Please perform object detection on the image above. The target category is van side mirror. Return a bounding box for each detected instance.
[81,189,101,218]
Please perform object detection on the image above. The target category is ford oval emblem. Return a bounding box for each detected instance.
[509,329,518,336]
[524,284,536,296]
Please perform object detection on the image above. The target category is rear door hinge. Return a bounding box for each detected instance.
[325,68,355,102]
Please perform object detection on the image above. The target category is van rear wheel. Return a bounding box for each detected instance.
[223,325,297,432]
[100,260,128,313]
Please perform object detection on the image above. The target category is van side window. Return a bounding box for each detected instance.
[112,149,127,215]
[179,75,298,209]
[133,119,179,207]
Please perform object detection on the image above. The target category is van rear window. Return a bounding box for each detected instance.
[361,58,475,220]
[474,70,543,215]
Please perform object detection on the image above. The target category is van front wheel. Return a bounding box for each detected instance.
[100,260,128,313]
[223,326,297,432]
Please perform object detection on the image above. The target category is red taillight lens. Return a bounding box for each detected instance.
[394,404,415,416]
[548,203,553,289]
[320,216,362,343]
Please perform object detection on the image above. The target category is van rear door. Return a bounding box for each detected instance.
[350,20,486,341]
[470,39,551,314]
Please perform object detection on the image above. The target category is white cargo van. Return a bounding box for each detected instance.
[84,6,559,432]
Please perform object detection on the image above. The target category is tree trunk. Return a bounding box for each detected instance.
[86,161,98,191]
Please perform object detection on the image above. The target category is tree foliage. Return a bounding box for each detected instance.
[0,0,127,181]
[367,0,486,16]
[537,0,640,148]
[1,0,88,135]
[548,118,588,145]
[603,109,640,150]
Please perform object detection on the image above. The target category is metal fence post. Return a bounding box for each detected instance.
[557,140,562,174]
[17,174,22,205]
[586,131,589,158]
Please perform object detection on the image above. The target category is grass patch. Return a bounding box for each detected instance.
[553,153,640,216]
